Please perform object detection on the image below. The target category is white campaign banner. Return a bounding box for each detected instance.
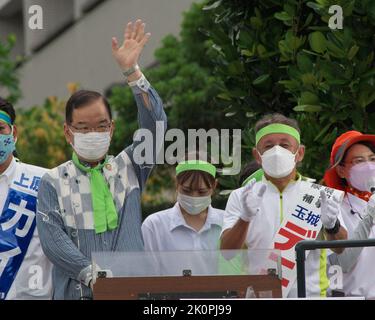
[268,182,344,297]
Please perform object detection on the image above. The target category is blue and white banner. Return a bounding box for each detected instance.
[0,189,37,300]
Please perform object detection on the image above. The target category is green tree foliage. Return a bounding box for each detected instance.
[0,34,22,103]
[204,0,375,179]
[6,0,373,213]
[16,95,71,168]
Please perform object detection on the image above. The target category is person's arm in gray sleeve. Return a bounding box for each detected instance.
[111,20,167,192]
[125,79,167,191]
[36,176,94,287]
[328,196,375,273]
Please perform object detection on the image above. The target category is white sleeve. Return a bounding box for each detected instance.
[221,188,244,235]
[141,218,158,251]
[328,213,373,273]
[337,203,348,231]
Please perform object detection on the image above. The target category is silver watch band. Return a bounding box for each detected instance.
[122,64,140,77]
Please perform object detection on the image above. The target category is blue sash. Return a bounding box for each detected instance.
[0,189,37,299]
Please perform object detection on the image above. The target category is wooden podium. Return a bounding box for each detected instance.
[93,273,282,300]
[91,249,283,300]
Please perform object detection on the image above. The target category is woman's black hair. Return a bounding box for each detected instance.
[340,141,375,165]
[176,151,216,190]
[0,97,16,124]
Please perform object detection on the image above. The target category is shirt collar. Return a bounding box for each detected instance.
[169,202,221,232]
[345,185,372,202]
[204,206,222,230]
[346,191,369,207]
[261,172,302,193]
[0,157,16,182]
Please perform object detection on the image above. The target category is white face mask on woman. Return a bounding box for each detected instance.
[259,145,298,179]
[348,162,375,192]
[71,130,111,161]
[177,192,212,215]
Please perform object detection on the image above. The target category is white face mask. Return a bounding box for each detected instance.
[348,162,375,192]
[177,192,211,215]
[71,130,111,161]
[259,145,298,179]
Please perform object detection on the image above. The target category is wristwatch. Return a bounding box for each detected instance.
[324,218,341,234]
[122,64,140,78]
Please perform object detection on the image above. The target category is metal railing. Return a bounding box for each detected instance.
[295,239,375,298]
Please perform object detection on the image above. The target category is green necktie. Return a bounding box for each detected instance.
[72,152,118,234]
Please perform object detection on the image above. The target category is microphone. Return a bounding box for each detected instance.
[368,177,375,194]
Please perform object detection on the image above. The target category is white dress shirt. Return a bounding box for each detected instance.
[141,203,224,276]
[0,157,16,214]
[142,203,224,252]
[223,176,345,298]
[333,194,375,298]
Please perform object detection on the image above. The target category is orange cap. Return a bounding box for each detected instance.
[323,131,375,190]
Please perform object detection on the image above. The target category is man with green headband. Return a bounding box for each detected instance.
[0,98,52,300]
[36,20,167,299]
[221,113,348,298]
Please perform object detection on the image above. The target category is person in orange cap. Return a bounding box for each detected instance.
[324,130,375,299]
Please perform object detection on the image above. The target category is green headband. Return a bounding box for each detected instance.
[176,160,216,178]
[255,123,300,145]
[0,110,12,125]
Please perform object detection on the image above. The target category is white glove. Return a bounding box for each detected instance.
[240,179,267,222]
[320,190,341,229]
[366,194,375,220]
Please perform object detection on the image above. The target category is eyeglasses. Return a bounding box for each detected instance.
[344,155,375,166]
[69,123,112,134]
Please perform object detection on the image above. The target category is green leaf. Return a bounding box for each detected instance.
[302,49,323,57]
[279,79,300,90]
[257,44,267,57]
[297,53,313,72]
[301,73,317,86]
[359,88,375,108]
[347,45,359,60]
[299,91,320,105]
[303,13,314,28]
[360,69,375,79]
[274,12,292,21]
[217,93,231,101]
[326,41,346,58]
[252,74,270,85]
[203,0,222,11]
[227,61,244,76]
[314,122,331,142]
[306,2,323,13]
[250,16,263,29]
[246,112,256,118]
[309,31,327,53]
[219,190,234,196]
[293,105,322,112]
